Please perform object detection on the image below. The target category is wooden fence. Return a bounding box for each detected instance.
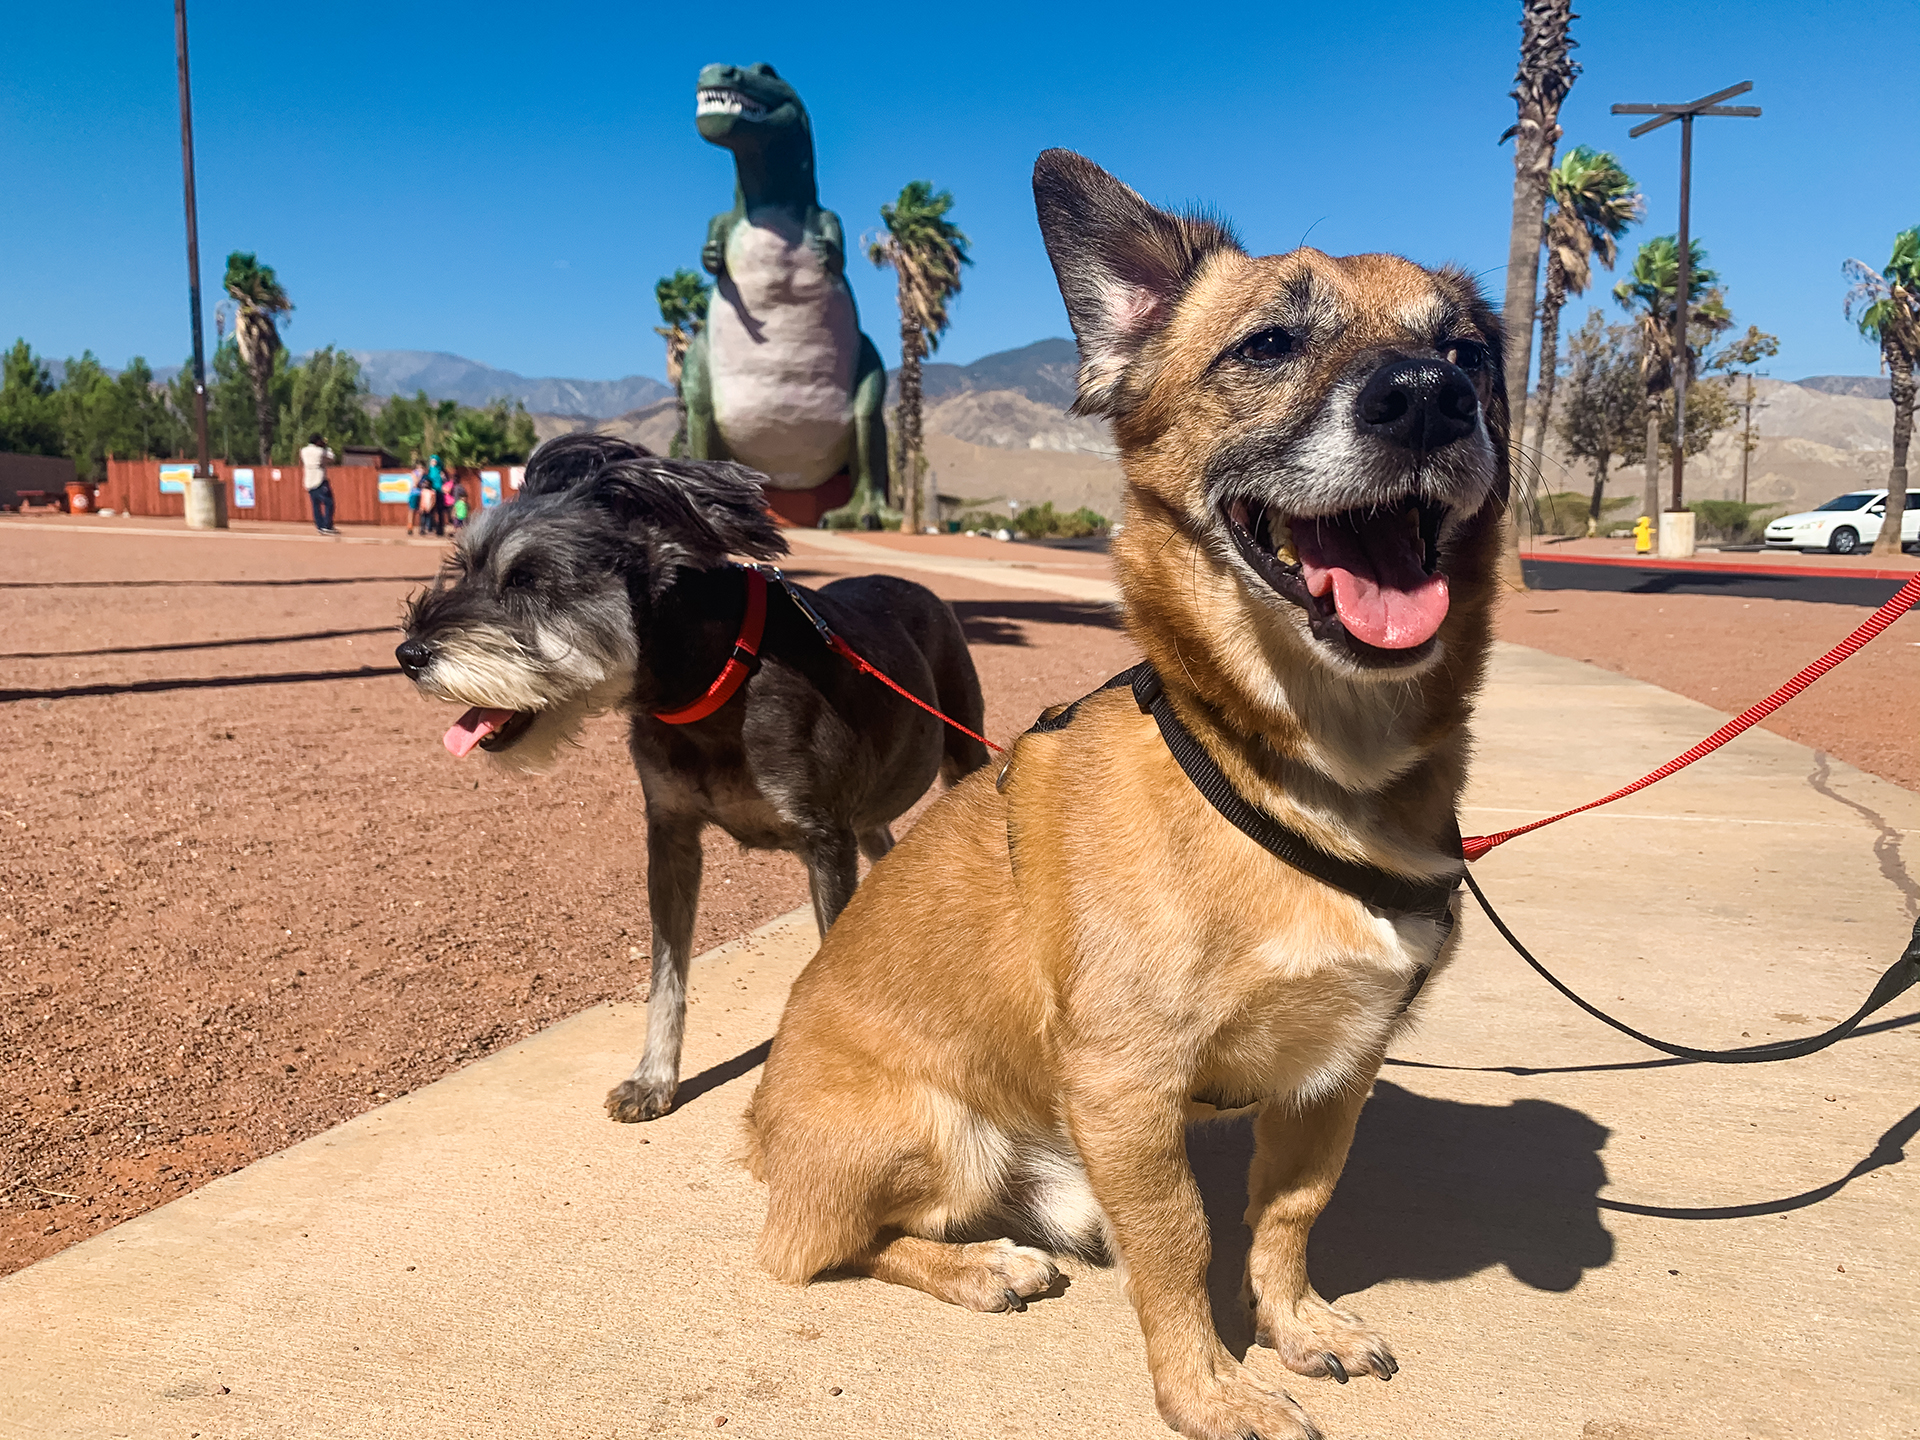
[100,459,522,526]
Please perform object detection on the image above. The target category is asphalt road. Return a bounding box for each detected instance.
[1523,556,1919,608]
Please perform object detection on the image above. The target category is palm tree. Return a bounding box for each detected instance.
[1614,236,1722,520]
[654,269,712,456]
[869,181,971,533]
[1843,228,1920,556]
[223,252,293,465]
[1497,0,1580,583]
[1528,147,1640,510]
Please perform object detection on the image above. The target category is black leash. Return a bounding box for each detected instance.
[1465,871,1920,1063]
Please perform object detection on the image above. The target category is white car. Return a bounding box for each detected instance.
[1763,489,1920,555]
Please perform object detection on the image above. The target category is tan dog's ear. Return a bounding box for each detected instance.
[1032,149,1240,417]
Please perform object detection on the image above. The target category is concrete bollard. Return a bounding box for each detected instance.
[1657,508,1695,559]
[184,474,228,530]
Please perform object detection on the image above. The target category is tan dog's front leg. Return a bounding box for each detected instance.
[1070,1087,1322,1440]
[1242,1080,1398,1385]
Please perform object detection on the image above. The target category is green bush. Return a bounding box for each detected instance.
[1689,499,1780,543]
[1011,502,1109,539]
[1535,490,1636,537]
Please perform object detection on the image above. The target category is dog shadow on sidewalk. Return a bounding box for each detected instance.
[948,598,1122,648]
[1188,1081,1615,1356]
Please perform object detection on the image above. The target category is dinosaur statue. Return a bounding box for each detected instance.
[683,62,892,528]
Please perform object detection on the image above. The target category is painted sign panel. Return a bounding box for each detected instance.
[232,468,255,508]
[159,465,192,495]
[509,466,525,491]
[480,471,502,507]
[377,473,414,505]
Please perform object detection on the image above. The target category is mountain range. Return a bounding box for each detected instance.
[346,351,670,415]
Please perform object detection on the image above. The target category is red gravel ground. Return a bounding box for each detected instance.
[2,518,1913,1275]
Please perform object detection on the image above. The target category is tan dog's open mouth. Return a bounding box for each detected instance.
[1224,496,1451,660]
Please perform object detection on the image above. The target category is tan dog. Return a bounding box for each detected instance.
[742,150,1509,1440]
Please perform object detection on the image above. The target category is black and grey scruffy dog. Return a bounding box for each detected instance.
[396,434,990,1121]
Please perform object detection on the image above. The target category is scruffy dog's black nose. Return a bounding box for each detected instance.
[395,638,433,675]
[1356,358,1479,451]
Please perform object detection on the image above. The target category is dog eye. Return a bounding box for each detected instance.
[1232,328,1296,365]
[502,567,534,590]
[1444,340,1486,372]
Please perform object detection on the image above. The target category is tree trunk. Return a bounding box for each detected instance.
[1528,250,1568,524]
[1642,403,1661,521]
[897,311,925,534]
[1496,0,1577,590]
[1872,341,1914,556]
[1498,140,1553,587]
[251,347,275,464]
[656,325,689,458]
[1586,449,1610,533]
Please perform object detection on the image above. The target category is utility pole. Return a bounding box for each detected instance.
[1612,80,1758,555]
[1735,372,1767,504]
[174,0,225,529]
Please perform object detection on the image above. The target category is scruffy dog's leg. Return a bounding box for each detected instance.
[1242,1080,1398,1385]
[801,826,860,937]
[605,814,703,1122]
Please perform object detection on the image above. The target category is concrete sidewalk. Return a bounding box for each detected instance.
[3,542,1916,1438]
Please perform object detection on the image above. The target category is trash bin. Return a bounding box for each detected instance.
[64,481,97,514]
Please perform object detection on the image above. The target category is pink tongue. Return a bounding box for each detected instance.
[1295,515,1450,649]
[444,707,517,758]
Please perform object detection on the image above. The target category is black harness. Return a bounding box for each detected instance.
[1012,661,1463,1010]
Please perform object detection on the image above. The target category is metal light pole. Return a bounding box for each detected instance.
[1612,81,1759,554]
[174,0,225,529]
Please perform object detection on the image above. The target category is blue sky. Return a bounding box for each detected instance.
[4,0,1915,387]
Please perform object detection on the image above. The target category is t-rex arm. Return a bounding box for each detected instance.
[804,205,845,275]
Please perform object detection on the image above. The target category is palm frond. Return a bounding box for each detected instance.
[655,269,712,331]
[222,251,292,315]
[873,181,972,351]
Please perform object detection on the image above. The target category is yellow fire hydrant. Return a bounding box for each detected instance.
[1634,515,1654,554]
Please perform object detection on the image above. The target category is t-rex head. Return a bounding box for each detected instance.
[695,62,810,157]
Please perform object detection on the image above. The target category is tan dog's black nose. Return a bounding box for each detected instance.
[395,638,433,675]
[1357,359,1479,451]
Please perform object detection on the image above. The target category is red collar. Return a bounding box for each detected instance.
[652,566,768,725]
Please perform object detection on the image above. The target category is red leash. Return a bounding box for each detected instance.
[822,631,1006,753]
[1461,572,1920,861]
[760,567,1007,754]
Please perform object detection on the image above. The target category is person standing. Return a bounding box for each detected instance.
[423,454,449,538]
[300,433,338,534]
[406,457,426,536]
[439,464,460,533]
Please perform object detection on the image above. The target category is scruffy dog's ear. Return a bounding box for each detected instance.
[587,456,789,593]
[1032,148,1240,418]
[520,433,654,497]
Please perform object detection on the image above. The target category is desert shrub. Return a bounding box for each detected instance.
[1689,499,1780,543]
[953,509,1010,533]
[1012,502,1109,539]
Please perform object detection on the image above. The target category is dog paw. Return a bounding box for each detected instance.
[604,1078,675,1123]
[950,1239,1059,1313]
[1155,1362,1322,1440]
[1250,1290,1398,1384]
